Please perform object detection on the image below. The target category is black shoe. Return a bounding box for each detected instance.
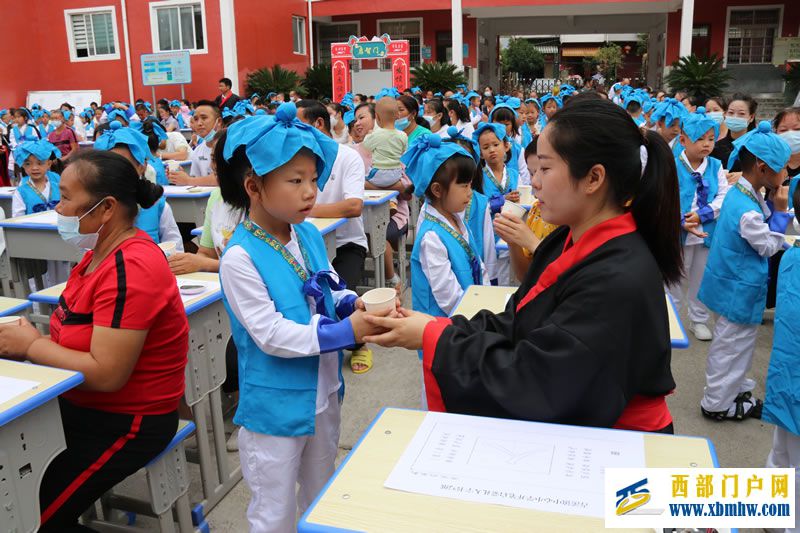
[701,393,762,421]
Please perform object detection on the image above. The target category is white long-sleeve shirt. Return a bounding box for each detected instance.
[517,146,531,186]
[736,178,789,257]
[419,203,490,315]
[220,225,357,413]
[680,152,730,246]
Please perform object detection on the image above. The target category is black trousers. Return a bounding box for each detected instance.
[39,399,178,532]
[332,242,367,291]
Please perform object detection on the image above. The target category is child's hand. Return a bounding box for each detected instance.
[774,185,790,212]
[349,308,392,344]
[684,212,701,226]
[168,169,192,185]
[168,252,204,275]
[494,213,539,252]
[727,171,742,185]
[505,191,521,203]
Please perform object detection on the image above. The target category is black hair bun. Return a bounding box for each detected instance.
[135,178,163,209]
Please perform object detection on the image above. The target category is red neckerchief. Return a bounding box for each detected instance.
[516,212,637,311]
[219,91,232,106]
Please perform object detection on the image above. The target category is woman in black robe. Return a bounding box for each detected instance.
[364,99,683,434]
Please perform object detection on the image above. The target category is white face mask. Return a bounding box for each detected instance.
[56,198,106,250]
[330,114,339,128]
[780,130,800,154]
[50,120,63,129]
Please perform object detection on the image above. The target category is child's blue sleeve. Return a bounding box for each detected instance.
[768,211,793,234]
[317,316,356,353]
[335,294,358,319]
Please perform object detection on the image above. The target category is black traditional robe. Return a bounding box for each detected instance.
[422,213,676,431]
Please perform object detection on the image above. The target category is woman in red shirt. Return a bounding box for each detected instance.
[0,150,189,531]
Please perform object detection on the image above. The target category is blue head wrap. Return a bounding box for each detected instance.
[340,92,354,109]
[559,84,576,96]
[539,94,562,109]
[651,98,687,127]
[106,109,129,124]
[728,120,792,173]
[400,134,472,197]
[222,102,339,190]
[62,110,72,121]
[94,121,150,165]
[255,108,267,115]
[489,103,518,120]
[525,98,541,110]
[250,93,260,100]
[267,92,277,99]
[446,126,479,162]
[13,140,60,164]
[433,92,443,98]
[343,109,355,125]
[80,109,94,121]
[681,107,720,143]
[472,121,508,146]
[642,98,657,113]
[465,91,480,101]
[456,84,467,90]
[130,119,168,142]
[169,100,182,108]
[32,110,43,120]
[411,86,422,95]
[375,87,401,100]
[31,104,41,111]
[0,109,7,118]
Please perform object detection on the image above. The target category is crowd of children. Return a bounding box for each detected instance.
[1,78,799,532]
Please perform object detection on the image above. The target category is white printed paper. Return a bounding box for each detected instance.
[23,210,58,225]
[163,185,194,195]
[384,412,646,517]
[0,376,40,405]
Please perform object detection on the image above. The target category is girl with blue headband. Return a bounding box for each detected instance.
[490,105,531,187]
[668,107,730,343]
[652,98,689,157]
[698,121,793,422]
[215,103,385,531]
[539,94,561,130]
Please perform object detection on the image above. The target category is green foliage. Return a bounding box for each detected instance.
[501,38,545,79]
[665,54,731,99]
[410,62,467,93]
[245,65,304,97]
[303,63,332,100]
[595,43,624,80]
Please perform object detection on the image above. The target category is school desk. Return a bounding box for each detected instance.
[28,272,240,524]
[179,128,193,141]
[0,360,84,533]
[0,186,15,217]
[451,285,689,350]
[163,185,215,227]
[188,217,346,262]
[0,296,32,318]
[0,211,83,298]
[78,140,94,149]
[298,408,718,533]
[363,190,400,288]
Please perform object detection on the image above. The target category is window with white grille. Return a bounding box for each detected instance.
[293,16,307,55]
[378,19,422,70]
[726,8,781,64]
[65,7,119,61]
[151,1,207,53]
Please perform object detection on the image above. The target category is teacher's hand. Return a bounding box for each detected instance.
[362,308,435,350]
[0,318,41,360]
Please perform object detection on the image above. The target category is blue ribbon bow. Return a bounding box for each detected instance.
[303,270,347,318]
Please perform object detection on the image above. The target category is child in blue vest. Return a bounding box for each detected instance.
[94,122,182,249]
[216,104,383,531]
[474,122,520,284]
[698,121,793,421]
[669,107,730,342]
[9,108,41,149]
[652,98,688,157]
[407,133,488,320]
[132,117,170,186]
[490,103,531,186]
[763,187,800,515]
[11,140,61,217]
[444,127,498,283]
[538,94,561,131]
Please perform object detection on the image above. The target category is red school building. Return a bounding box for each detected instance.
[1,0,798,106]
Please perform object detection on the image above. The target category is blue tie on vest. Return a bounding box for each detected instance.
[465,191,490,255]
[698,183,769,325]
[18,171,61,215]
[221,221,344,437]
[676,155,722,247]
[763,244,800,435]
[13,125,39,144]
[135,196,166,243]
[411,210,483,319]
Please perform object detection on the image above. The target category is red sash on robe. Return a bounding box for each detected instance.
[423,212,672,431]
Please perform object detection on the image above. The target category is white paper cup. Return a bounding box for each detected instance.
[501,201,528,220]
[158,241,177,257]
[361,288,397,314]
[0,316,21,326]
[166,160,181,172]
[518,185,533,205]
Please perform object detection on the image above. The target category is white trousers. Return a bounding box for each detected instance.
[766,427,800,532]
[495,250,511,286]
[701,316,759,412]
[668,243,711,324]
[239,392,341,533]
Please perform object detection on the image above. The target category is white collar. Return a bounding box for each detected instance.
[680,151,708,174]
[736,177,771,217]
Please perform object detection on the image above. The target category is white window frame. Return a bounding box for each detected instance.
[723,4,783,67]
[316,20,361,62]
[64,6,121,62]
[293,15,307,56]
[149,0,209,55]
[376,17,424,71]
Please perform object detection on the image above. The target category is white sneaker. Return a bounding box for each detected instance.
[226,430,239,452]
[690,322,713,341]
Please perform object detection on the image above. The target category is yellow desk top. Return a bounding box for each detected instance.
[302,408,716,533]
[308,217,344,233]
[452,285,688,348]
[0,296,32,315]
[0,360,83,418]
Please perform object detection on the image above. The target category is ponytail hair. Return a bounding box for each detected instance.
[213,128,253,210]
[547,99,682,284]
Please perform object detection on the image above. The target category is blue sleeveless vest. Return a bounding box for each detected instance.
[676,155,722,247]
[465,191,490,255]
[18,172,60,214]
[135,196,166,243]
[521,123,533,149]
[411,211,483,318]
[176,114,186,129]
[147,155,169,186]
[789,176,798,211]
[221,221,343,437]
[482,162,518,199]
[507,141,522,186]
[698,183,769,325]
[763,243,800,435]
[12,125,40,144]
